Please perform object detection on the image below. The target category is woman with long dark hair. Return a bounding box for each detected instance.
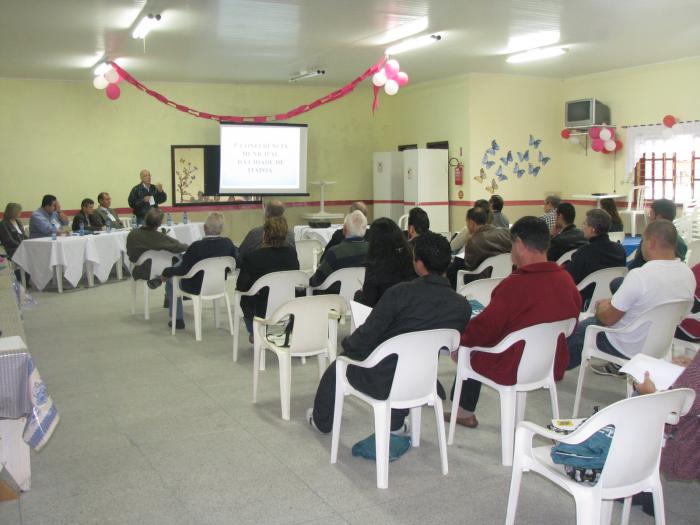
[354,217,416,307]
[600,198,624,233]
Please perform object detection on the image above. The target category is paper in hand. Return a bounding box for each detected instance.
[148,196,155,205]
[619,354,685,391]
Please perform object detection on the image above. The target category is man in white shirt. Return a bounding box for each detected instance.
[566,219,695,375]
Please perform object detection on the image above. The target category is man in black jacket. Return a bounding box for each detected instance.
[547,202,587,261]
[565,209,627,308]
[161,212,239,329]
[308,232,471,434]
[127,169,167,224]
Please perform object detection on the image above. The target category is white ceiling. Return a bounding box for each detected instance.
[2,0,700,85]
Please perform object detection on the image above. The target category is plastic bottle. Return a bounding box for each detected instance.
[106,218,112,233]
[132,215,138,229]
[79,221,85,236]
[167,213,173,227]
[183,211,189,224]
[50,223,57,240]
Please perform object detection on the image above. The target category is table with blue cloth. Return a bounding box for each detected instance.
[621,236,641,257]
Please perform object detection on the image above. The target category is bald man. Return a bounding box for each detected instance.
[127,169,167,224]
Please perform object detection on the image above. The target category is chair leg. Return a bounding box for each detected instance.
[131,280,137,315]
[144,284,150,321]
[504,460,523,525]
[232,307,241,361]
[515,391,527,427]
[573,354,589,418]
[193,297,202,341]
[600,500,613,525]
[330,389,345,464]
[213,298,220,329]
[373,405,392,489]
[621,497,632,525]
[447,375,463,445]
[317,354,327,378]
[170,290,177,335]
[548,382,560,420]
[651,483,666,525]
[500,391,517,466]
[574,494,600,525]
[410,406,422,447]
[432,396,448,476]
[253,340,261,403]
[278,354,292,421]
[224,295,234,336]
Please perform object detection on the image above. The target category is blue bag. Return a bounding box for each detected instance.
[351,433,411,462]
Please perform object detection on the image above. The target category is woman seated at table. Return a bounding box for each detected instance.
[71,198,103,234]
[236,216,300,342]
[600,198,624,233]
[354,217,416,307]
[0,202,25,259]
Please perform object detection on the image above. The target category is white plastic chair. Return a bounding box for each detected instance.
[608,231,625,243]
[556,249,577,266]
[449,319,576,466]
[576,267,628,314]
[685,239,700,267]
[457,277,504,306]
[397,214,409,231]
[572,299,692,417]
[252,295,347,420]
[620,185,648,237]
[506,388,696,525]
[455,252,512,290]
[171,256,236,341]
[308,266,366,305]
[295,239,324,275]
[121,216,133,229]
[232,270,309,362]
[331,329,461,489]
[130,250,179,320]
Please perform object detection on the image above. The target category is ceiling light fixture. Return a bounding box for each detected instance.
[375,17,429,45]
[385,33,442,55]
[506,46,567,64]
[505,30,560,54]
[289,69,326,82]
[132,13,161,39]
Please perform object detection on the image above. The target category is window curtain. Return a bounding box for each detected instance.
[625,122,700,181]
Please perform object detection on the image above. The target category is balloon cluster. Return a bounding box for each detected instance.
[93,66,122,100]
[560,127,622,155]
[661,114,680,138]
[372,59,409,95]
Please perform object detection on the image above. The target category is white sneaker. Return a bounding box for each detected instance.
[306,408,321,433]
[391,422,411,436]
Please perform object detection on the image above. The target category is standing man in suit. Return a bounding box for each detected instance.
[128,169,167,225]
[93,192,124,229]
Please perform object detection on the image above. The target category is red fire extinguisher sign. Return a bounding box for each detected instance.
[454,162,464,186]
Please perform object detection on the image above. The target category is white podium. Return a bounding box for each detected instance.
[302,181,344,224]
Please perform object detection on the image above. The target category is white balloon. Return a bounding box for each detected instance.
[372,70,387,87]
[104,68,119,83]
[569,136,580,145]
[93,75,109,89]
[604,140,616,152]
[599,128,612,141]
[384,79,399,95]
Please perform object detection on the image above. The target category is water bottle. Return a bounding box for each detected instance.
[132,215,138,229]
[167,213,173,227]
[79,221,85,236]
[106,218,112,233]
[51,223,57,240]
[183,211,189,224]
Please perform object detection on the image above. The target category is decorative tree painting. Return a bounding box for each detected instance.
[172,147,205,204]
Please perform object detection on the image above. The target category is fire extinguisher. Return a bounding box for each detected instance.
[454,162,464,186]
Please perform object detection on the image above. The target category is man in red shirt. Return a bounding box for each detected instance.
[447,216,581,428]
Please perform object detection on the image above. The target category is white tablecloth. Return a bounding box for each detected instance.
[165,223,205,245]
[294,225,342,246]
[90,231,129,283]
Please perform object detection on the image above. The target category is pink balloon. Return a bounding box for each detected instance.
[396,71,409,87]
[588,127,601,139]
[591,138,604,152]
[384,59,400,80]
[106,83,121,100]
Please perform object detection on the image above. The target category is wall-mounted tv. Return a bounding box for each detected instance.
[565,98,611,128]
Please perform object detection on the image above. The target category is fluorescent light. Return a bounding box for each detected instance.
[94,62,111,76]
[385,33,442,55]
[506,30,560,54]
[289,69,326,82]
[132,13,161,39]
[506,46,567,64]
[374,17,429,45]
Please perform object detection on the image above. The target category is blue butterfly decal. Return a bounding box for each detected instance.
[539,150,551,166]
[485,178,498,194]
[513,162,525,178]
[517,150,529,162]
[500,150,513,166]
[529,134,542,149]
[495,165,508,182]
[482,153,495,169]
[491,139,500,152]
[528,163,541,177]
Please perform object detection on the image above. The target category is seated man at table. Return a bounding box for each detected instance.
[566,220,695,376]
[29,194,69,238]
[448,205,511,289]
[308,232,471,436]
[628,198,687,269]
[93,192,124,229]
[547,202,587,261]
[320,201,368,260]
[72,198,103,233]
[126,208,188,286]
[239,200,295,258]
[565,209,626,308]
[448,217,581,429]
[161,212,239,329]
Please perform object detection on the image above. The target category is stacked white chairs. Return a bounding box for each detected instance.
[130,250,179,320]
[252,295,347,420]
[307,267,365,306]
[455,252,512,290]
[456,277,504,305]
[506,389,695,525]
[295,239,324,275]
[449,319,576,466]
[556,249,577,266]
[685,238,700,267]
[573,299,692,417]
[397,214,409,231]
[331,329,461,489]
[620,184,648,237]
[171,256,236,341]
[232,270,309,362]
[608,231,625,243]
[576,267,628,315]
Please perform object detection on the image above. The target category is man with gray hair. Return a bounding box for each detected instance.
[239,199,295,257]
[539,195,561,234]
[161,212,239,329]
[321,201,368,259]
[309,210,368,290]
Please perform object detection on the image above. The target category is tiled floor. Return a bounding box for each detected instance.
[1,279,697,524]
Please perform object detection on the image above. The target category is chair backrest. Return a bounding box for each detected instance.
[476,252,513,278]
[397,214,409,231]
[316,266,366,302]
[369,329,461,403]
[457,277,504,306]
[572,389,695,490]
[556,249,577,266]
[301,228,331,246]
[248,270,309,318]
[626,185,647,212]
[135,250,179,280]
[576,267,628,313]
[686,239,700,267]
[295,239,324,272]
[182,256,236,296]
[268,295,348,354]
[608,231,625,243]
[630,300,692,358]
